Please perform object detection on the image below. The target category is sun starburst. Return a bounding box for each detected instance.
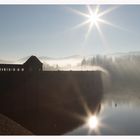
[68,5,122,54]
[73,5,119,39]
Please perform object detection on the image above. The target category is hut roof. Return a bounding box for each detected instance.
[23,56,42,66]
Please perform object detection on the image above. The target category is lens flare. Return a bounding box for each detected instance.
[88,116,98,129]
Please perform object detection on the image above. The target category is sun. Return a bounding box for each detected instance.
[89,12,100,25]
[86,5,101,26]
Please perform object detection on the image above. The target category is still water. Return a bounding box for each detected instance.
[66,94,140,135]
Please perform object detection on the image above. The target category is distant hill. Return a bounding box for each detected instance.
[106,51,140,57]
[40,55,82,60]
[0,59,13,64]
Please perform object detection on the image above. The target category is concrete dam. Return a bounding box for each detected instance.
[0,56,103,135]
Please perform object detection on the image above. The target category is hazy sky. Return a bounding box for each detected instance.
[0,5,140,60]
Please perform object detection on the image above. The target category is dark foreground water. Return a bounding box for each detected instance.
[66,93,140,135]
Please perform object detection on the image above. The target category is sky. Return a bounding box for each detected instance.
[0,5,140,60]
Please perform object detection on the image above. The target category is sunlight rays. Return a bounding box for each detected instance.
[95,21,112,53]
[98,6,119,17]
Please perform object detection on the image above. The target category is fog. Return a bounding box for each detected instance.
[42,52,140,105]
[2,52,140,104]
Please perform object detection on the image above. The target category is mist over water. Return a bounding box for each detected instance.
[42,53,140,97]
[35,54,140,116]
[7,53,140,104]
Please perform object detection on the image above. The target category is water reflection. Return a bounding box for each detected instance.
[99,101,140,135]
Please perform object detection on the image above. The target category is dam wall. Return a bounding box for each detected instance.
[0,71,103,134]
